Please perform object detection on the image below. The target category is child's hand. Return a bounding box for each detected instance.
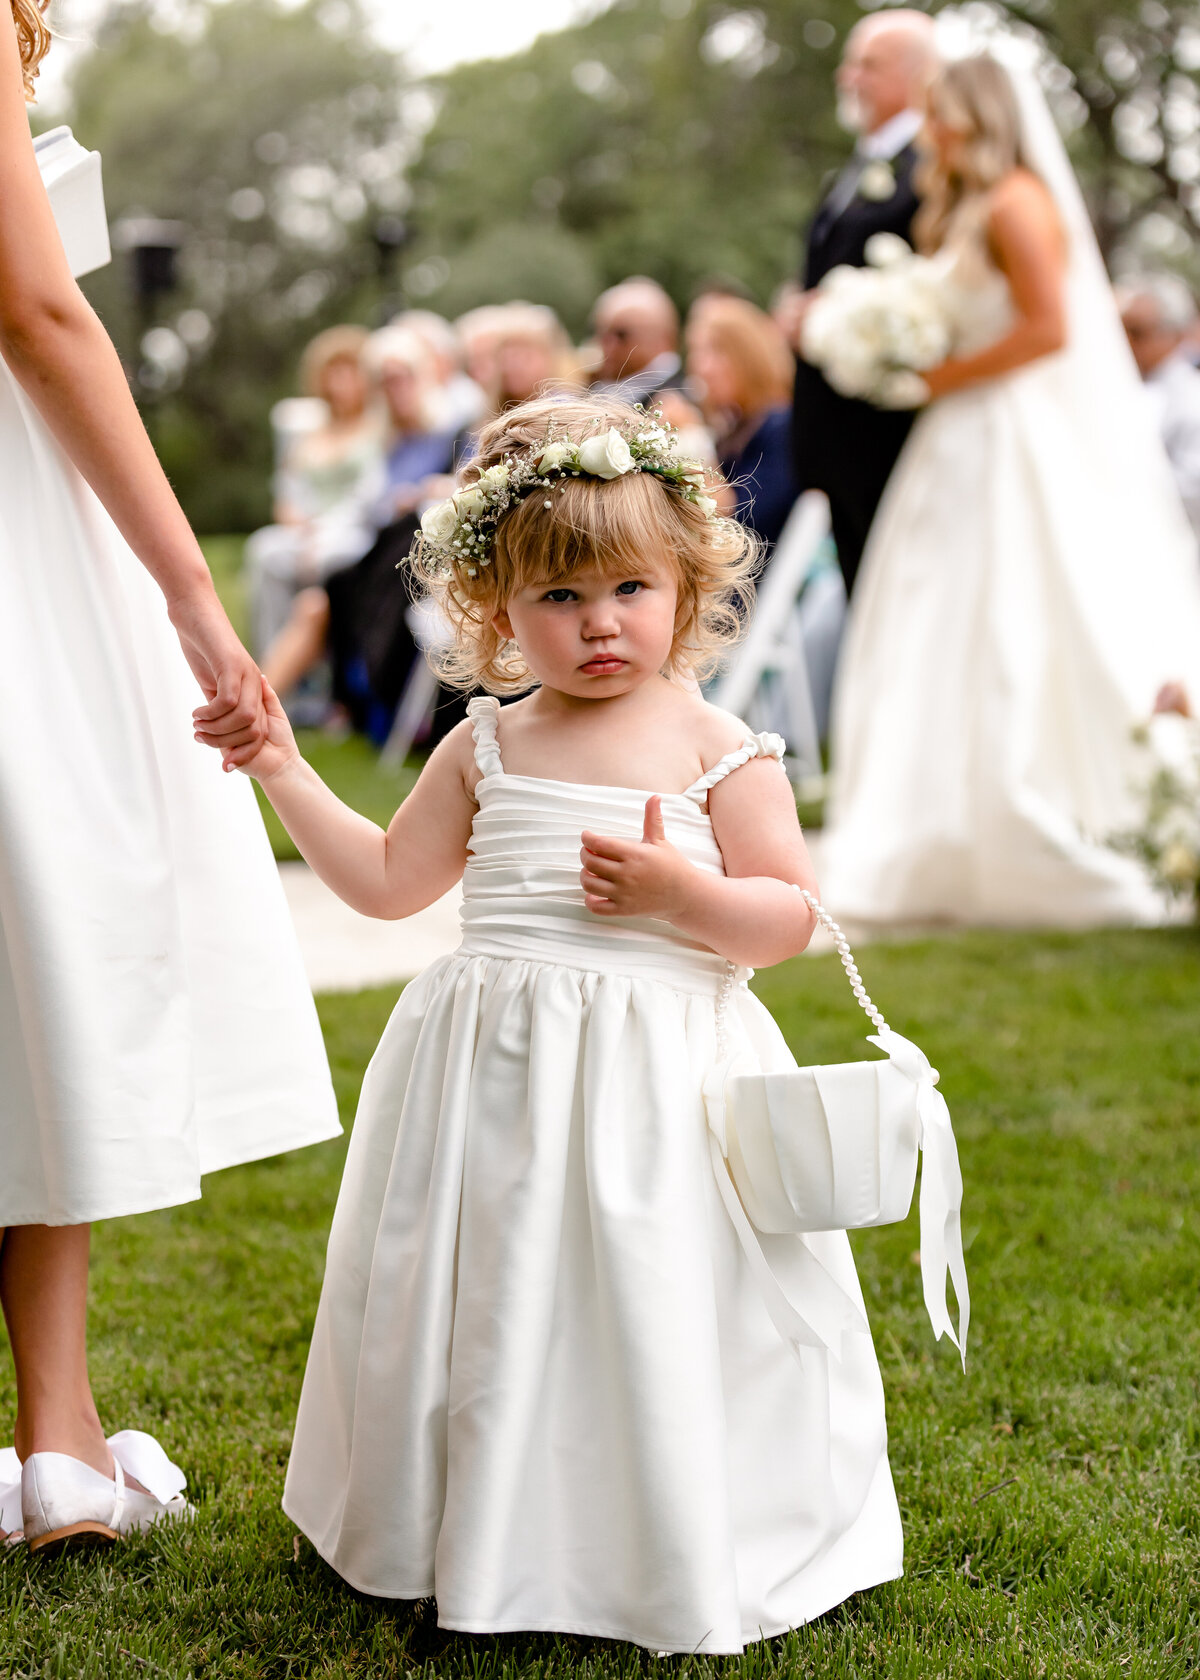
[211,676,300,782]
[580,796,693,920]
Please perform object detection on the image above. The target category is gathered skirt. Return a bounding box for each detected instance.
[284,946,902,1654]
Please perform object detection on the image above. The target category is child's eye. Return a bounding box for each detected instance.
[542,587,577,603]
[615,580,645,596]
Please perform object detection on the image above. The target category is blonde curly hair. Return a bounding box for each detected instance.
[409,396,758,695]
[12,0,51,102]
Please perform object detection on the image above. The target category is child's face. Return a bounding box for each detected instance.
[494,556,679,699]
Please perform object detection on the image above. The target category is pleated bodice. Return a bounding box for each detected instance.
[458,697,780,992]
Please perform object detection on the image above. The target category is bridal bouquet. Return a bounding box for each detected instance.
[1112,714,1200,914]
[801,233,953,410]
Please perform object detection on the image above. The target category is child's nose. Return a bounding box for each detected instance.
[581,606,620,638]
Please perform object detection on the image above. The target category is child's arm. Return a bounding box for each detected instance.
[580,757,817,967]
[241,680,477,919]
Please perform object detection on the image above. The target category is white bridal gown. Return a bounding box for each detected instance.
[284,698,902,1655]
[823,225,1200,927]
[0,128,339,1227]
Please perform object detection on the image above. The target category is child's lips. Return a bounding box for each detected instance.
[580,655,626,674]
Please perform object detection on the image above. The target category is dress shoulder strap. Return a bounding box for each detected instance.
[466,696,503,778]
[683,730,786,804]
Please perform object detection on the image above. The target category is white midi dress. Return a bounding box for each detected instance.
[0,128,339,1227]
[283,697,901,1655]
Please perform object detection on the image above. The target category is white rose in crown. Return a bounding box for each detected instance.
[454,484,487,519]
[479,463,511,491]
[537,440,574,473]
[857,160,896,202]
[578,428,634,479]
[420,498,459,544]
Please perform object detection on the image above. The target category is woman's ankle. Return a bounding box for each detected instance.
[14,1410,112,1477]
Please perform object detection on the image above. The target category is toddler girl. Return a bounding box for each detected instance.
[242,397,902,1653]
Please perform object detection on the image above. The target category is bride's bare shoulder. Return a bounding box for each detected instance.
[986,169,1065,266]
[988,169,1060,231]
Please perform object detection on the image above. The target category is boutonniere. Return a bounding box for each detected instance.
[857,160,896,203]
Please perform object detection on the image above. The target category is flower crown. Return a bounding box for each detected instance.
[415,411,720,576]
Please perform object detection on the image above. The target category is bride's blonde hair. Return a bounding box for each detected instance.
[914,54,1034,254]
[12,0,51,101]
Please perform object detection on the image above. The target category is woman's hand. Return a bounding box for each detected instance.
[919,360,965,402]
[171,586,268,767]
[580,796,693,918]
[226,677,300,783]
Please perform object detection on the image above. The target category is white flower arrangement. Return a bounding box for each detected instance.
[800,232,953,410]
[416,411,721,577]
[1111,714,1200,913]
[856,160,896,203]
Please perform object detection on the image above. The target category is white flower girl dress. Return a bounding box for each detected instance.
[283,697,902,1655]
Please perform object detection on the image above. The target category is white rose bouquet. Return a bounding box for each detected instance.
[800,232,953,410]
[1111,713,1200,914]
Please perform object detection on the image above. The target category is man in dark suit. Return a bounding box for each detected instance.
[786,12,938,595]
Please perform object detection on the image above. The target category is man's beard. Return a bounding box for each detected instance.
[836,89,870,135]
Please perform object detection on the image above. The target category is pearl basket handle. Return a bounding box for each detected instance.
[715,888,889,1058]
[794,888,889,1034]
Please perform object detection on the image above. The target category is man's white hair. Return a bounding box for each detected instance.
[1118,272,1198,334]
[849,8,939,74]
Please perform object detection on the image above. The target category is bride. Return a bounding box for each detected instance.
[821,49,1200,926]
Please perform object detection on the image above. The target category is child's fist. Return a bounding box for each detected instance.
[579,796,691,920]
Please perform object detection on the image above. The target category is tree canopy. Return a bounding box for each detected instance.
[46,0,1200,530]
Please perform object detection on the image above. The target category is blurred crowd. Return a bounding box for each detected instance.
[245,277,810,745]
[246,264,1200,747]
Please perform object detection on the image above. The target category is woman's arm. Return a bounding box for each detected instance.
[0,8,263,756]
[922,171,1067,401]
[580,756,819,967]
[249,687,476,918]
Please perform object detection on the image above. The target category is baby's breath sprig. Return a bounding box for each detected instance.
[413,407,720,578]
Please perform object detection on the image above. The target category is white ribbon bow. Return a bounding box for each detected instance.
[106,1430,188,1504]
[869,1027,970,1367]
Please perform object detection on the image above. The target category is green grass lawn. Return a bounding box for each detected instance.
[2,929,1196,1678]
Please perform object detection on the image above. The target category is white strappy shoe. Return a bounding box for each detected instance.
[19,1431,192,1554]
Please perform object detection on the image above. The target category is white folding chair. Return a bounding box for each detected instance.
[709,491,836,783]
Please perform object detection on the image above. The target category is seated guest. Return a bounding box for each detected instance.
[589,276,690,406]
[244,325,381,655]
[261,324,458,727]
[455,305,513,400]
[686,294,799,549]
[588,278,717,469]
[1119,273,1200,546]
[395,308,487,436]
[486,303,579,417]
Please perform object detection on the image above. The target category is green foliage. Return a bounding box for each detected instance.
[66,0,407,531]
[1,929,1198,1675]
[50,0,1200,532]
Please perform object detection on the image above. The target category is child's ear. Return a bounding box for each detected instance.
[492,607,515,641]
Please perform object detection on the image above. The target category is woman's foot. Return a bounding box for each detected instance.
[20,1431,191,1555]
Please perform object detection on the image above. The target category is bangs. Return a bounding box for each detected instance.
[494,472,683,592]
